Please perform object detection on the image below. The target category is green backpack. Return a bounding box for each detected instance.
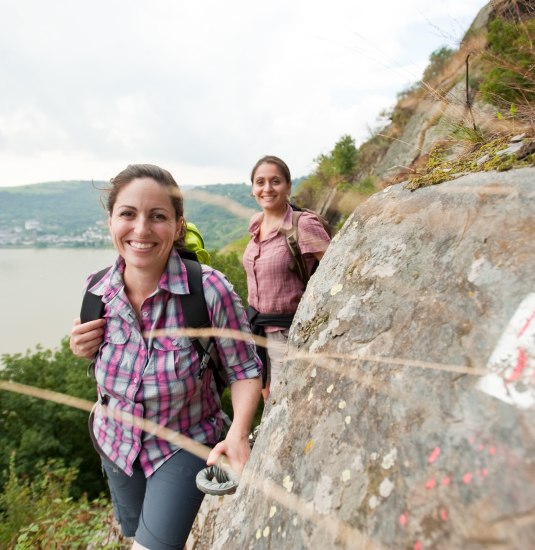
[184,221,211,265]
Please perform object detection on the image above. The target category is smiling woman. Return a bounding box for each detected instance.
[107,174,184,311]
[68,163,262,550]
[243,155,332,402]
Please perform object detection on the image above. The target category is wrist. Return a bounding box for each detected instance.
[226,423,251,440]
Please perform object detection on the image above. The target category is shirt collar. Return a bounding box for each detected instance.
[249,203,293,236]
[91,248,190,304]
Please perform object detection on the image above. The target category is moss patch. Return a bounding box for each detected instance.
[405,135,535,191]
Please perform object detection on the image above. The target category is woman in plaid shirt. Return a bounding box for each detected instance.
[70,164,262,550]
[243,155,331,402]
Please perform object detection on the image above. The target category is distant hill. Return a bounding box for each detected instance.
[0,180,260,250]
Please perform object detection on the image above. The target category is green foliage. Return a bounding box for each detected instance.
[312,135,358,183]
[313,154,336,181]
[0,457,126,550]
[450,122,487,143]
[295,133,380,214]
[294,175,326,205]
[210,249,248,306]
[480,17,535,106]
[0,340,105,499]
[355,176,378,196]
[220,232,251,255]
[331,134,358,176]
[422,46,455,83]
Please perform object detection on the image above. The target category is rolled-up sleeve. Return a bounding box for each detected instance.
[203,267,262,384]
[298,212,331,256]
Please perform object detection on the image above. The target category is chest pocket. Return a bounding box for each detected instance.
[152,336,199,379]
[152,335,191,352]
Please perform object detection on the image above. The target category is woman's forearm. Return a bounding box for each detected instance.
[228,377,262,437]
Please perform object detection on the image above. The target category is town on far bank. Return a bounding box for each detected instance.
[0,219,111,248]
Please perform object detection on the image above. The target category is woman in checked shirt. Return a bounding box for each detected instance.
[70,164,262,550]
[243,155,331,402]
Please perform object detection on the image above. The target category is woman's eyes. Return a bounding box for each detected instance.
[255,179,282,186]
[151,213,168,221]
[118,210,168,221]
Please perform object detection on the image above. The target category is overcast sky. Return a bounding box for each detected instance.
[0,0,488,188]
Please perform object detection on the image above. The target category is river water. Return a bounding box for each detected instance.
[0,248,117,357]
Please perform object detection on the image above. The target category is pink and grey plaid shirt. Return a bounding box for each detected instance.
[88,249,261,477]
[243,204,331,321]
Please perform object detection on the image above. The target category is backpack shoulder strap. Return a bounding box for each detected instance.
[80,267,110,323]
[180,259,226,389]
[280,211,309,284]
[180,258,210,330]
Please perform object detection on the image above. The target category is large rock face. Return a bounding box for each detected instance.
[189,168,535,549]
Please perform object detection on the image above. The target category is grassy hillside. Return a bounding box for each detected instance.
[0,181,107,232]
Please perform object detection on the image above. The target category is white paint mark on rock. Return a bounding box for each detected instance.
[330,283,343,296]
[477,292,535,409]
[342,469,351,482]
[327,384,334,394]
[379,478,395,498]
[368,495,380,509]
[381,448,398,470]
[467,256,486,283]
[283,476,293,493]
[338,400,346,409]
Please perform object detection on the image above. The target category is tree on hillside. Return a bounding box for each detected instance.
[332,134,358,177]
[210,250,248,306]
[422,46,455,83]
[296,134,359,210]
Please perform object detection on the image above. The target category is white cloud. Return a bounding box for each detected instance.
[0,0,488,186]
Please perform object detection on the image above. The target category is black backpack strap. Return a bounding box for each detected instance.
[80,267,110,323]
[181,259,226,391]
[180,258,209,329]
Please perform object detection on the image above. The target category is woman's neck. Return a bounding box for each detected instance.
[259,204,288,240]
[123,267,160,316]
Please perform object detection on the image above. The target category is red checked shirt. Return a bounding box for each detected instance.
[88,248,261,477]
[243,204,331,329]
